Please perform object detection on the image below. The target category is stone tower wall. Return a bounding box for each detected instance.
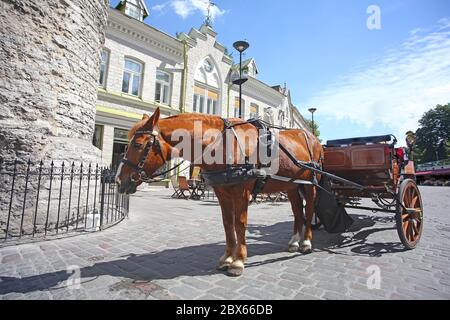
[0,0,109,163]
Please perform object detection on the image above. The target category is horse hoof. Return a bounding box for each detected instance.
[216,262,231,271]
[300,240,312,254]
[227,266,244,277]
[227,260,244,277]
[217,256,233,271]
[300,246,312,254]
[288,244,299,253]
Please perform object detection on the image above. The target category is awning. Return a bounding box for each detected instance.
[416,168,450,176]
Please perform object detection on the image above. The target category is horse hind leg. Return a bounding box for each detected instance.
[287,188,305,253]
[300,185,316,254]
[227,187,251,277]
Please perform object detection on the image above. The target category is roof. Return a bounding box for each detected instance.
[233,58,258,75]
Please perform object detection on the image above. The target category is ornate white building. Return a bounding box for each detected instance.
[94,0,308,168]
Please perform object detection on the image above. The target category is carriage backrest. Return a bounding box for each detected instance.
[326,134,396,147]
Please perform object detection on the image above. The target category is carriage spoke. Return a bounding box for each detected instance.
[408,222,414,242]
[404,188,411,206]
[409,188,414,203]
[412,221,419,237]
[411,195,418,208]
[403,219,409,235]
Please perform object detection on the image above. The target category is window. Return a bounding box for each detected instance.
[112,128,130,169]
[114,128,129,142]
[193,85,218,115]
[155,70,171,105]
[92,124,104,150]
[98,49,109,87]
[122,58,142,96]
[249,103,259,119]
[234,97,245,118]
[125,3,143,21]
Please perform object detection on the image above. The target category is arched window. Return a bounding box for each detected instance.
[193,57,220,115]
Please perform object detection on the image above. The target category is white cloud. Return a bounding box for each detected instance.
[306,18,450,140]
[172,0,194,19]
[151,3,167,12]
[152,0,227,20]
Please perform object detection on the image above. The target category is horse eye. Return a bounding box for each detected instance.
[134,143,143,149]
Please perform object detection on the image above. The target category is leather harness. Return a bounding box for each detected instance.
[119,118,363,195]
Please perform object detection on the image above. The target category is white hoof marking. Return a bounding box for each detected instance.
[288,232,301,246]
[300,240,313,254]
[230,260,244,269]
[302,239,312,247]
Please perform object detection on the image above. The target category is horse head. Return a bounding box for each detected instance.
[115,107,170,194]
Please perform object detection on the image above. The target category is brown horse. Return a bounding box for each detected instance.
[116,107,323,277]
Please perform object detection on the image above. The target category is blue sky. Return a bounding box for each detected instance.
[111,0,450,143]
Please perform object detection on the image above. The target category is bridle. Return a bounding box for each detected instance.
[119,129,184,183]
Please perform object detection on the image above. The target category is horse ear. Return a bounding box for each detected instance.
[152,107,160,126]
[144,107,160,129]
[142,114,149,120]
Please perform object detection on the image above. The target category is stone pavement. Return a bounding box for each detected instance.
[1,186,449,300]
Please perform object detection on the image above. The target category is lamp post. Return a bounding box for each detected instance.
[308,107,317,136]
[233,40,249,119]
[309,107,320,230]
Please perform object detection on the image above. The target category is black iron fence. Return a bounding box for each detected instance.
[0,160,129,242]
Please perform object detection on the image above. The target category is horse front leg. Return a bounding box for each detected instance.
[287,188,305,253]
[301,185,316,254]
[227,187,251,277]
[214,187,236,271]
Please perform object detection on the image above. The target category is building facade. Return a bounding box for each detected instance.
[94,0,308,169]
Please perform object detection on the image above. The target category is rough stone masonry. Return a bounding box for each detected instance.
[0,0,108,163]
[0,0,109,237]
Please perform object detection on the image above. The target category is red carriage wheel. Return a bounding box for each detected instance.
[395,179,423,249]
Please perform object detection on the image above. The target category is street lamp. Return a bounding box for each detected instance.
[309,106,319,230]
[233,40,249,119]
[308,107,317,136]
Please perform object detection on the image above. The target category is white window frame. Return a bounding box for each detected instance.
[125,2,143,21]
[155,70,171,105]
[122,57,143,97]
[98,49,109,88]
[249,103,259,119]
[92,124,104,150]
[193,84,219,115]
[234,97,245,118]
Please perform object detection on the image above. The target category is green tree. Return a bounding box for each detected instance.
[224,46,233,59]
[305,119,320,138]
[414,103,450,164]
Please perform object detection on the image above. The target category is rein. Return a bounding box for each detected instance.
[119,116,362,192]
[119,129,185,183]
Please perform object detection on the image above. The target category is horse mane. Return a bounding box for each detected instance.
[127,112,226,140]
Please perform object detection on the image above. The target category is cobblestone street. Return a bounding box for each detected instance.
[1,186,449,300]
